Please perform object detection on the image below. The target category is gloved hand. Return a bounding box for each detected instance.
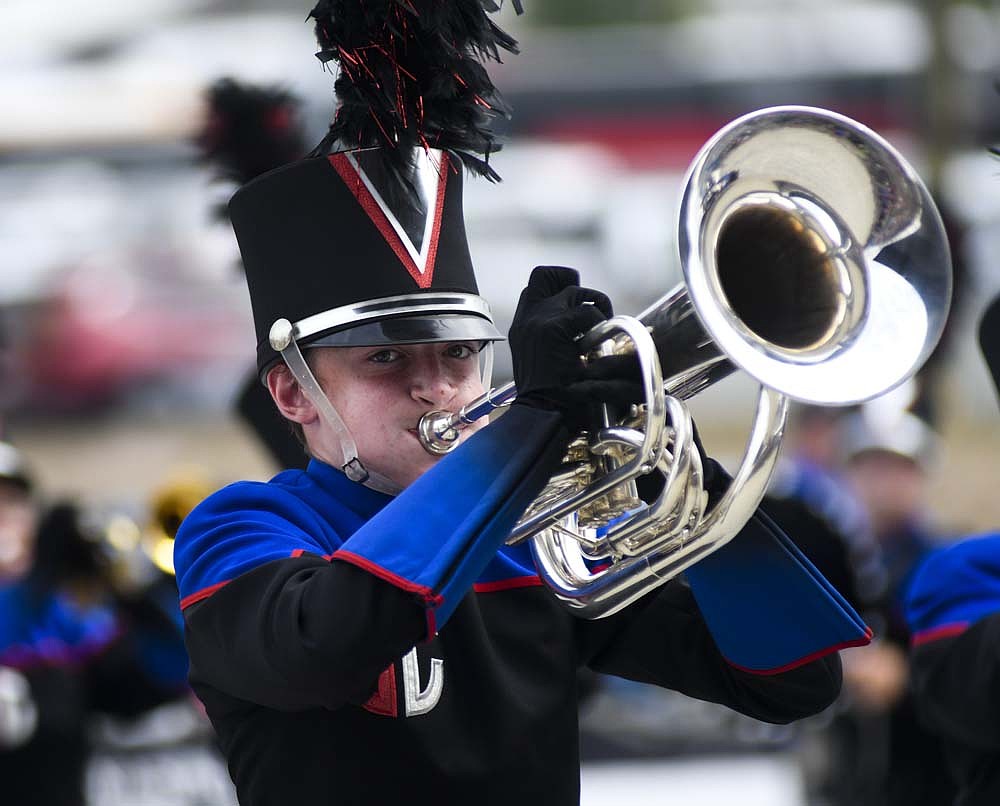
[634,416,732,505]
[509,266,643,430]
[690,419,731,502]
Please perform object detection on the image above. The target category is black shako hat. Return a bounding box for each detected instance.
[230,146,502,374]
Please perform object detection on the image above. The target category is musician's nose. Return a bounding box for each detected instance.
[409,349,458,409]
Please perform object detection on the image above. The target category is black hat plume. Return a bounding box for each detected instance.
[308,0,523,182]
[197,77,308,223]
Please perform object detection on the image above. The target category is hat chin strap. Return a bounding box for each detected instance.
[480,341,494,390]
[271,323,403,496]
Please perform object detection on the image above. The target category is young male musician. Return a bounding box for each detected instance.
[173,4,869,803]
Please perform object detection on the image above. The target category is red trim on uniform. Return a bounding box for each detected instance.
[911,622,969,647]
[328,153,448,289]
[332,549,437,599]
[180,580,231,610]
[473,575,543,593]
[291,548,305,558]
[331,551,443,643]
[424,609,438,642]
[727,626,874,676]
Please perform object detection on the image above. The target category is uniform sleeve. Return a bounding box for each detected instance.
[177,405,570,711]
[909,615,1000,751]
[183,556,430,710]
[904,533,1000,750]
[177,475,423,710]
[330,405,569,630]
[576,579,842,724]
[682,510,871,673]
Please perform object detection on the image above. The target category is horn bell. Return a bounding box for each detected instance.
[674,105,951,406]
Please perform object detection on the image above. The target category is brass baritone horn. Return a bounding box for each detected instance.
[418,106,952,618]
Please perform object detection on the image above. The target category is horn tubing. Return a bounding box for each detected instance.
[414,105,952,620]
[418,382,517,455]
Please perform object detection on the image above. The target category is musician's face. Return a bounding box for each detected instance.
[0,483,36,582]
[307,341,487,488]
[847,450,925,539]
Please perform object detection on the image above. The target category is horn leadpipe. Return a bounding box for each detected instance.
[418,383,518,455]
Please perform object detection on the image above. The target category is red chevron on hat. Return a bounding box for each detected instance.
[328,150,450,289]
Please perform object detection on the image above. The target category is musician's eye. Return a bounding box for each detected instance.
[444,343,479,360]
[368,349,402,364]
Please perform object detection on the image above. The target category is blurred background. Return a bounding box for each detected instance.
[2,0,1000,804]
[4,0,1000,524]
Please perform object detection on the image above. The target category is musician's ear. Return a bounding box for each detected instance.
[267,364,317,425]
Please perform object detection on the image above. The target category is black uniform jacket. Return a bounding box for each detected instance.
[177,406,842,805]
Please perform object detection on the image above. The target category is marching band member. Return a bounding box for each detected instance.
[902,295,1000,806]
[906,533,1000,806]
[0,443,190,806]
[174,3,868,803]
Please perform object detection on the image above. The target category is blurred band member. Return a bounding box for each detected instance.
[0,442,189,806]
[840,406,957,806]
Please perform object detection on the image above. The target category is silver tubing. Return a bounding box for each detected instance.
[418,382,517,456]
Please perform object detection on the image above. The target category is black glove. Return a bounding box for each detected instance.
[633,415,732,506]
[509,266,643,430]
[691,419,731,502]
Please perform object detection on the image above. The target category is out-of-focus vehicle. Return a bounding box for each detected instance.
[0,159,253,415]
[22,251,250,412]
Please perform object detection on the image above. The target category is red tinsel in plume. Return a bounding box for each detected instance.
[308,0,524,182]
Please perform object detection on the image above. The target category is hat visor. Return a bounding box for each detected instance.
[305,313,504,348]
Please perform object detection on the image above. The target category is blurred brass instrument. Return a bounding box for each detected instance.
[143,475,213,576]
[103,471,213,581]
[419,106,952,618]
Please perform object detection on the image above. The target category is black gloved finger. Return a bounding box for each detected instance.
[518,379,643,431]
[702,457,731,504]
[690,418,709,466]
[519,283,613,327]
[581,353,642,385]
[516,268,613,320]
[552,300,608,340]
[561,285,614,320]
[690,419,732,500]
[519,266,581,304]
[566,379,646,410]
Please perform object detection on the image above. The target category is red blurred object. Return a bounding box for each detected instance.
[534,104,912,171]
[22,258,249,411]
